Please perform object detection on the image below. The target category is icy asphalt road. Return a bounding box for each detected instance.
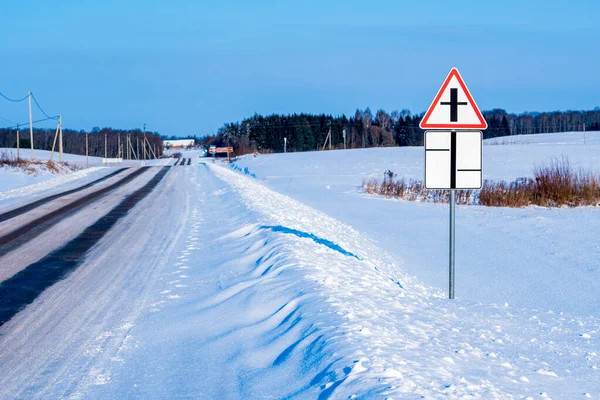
[0,155,598,399]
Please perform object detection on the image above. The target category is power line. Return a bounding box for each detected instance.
[30,93,59,120]
[0,90,59,129]
[0,116,16,125]
[4,117,58,130]
[0,91,28,103]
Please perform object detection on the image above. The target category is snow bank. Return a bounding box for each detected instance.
[0,148,104,165]
[0,148,109,201]
[207,162,600,398]
[226,132,600,315]
[0,166,105,201]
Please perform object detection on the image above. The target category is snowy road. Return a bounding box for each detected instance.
[0,155,598,399]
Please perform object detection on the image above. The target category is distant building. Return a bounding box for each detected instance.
[164,139,195,149]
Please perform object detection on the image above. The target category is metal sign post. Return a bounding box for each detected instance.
[449,189,456,299]
[420,68,487,299]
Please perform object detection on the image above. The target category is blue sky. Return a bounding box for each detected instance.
[1,0,599,137]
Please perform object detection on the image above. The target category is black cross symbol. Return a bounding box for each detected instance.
[440,88,467,122]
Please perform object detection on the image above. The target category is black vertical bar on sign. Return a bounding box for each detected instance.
[450,131,457,189]
[450,88,458,122]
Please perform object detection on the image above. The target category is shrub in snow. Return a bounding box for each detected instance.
[364,158,600,208]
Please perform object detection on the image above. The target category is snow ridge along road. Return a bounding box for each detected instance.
[206,162,600,399]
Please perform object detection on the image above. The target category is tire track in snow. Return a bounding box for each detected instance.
[0,167,128,224]
[0,166,171,326]
[0,167,150,257]
[151,169,204,311]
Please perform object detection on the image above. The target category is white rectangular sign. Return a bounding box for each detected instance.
[102,158,123,164]
[424,131,482,190]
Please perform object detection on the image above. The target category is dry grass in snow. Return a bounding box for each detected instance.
[364,158,600,208]
[0,150,78,175]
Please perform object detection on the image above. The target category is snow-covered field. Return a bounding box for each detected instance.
[0,148,105,195]
[1,148,105,166]
[231,131,600,185]
[229,132,600,315]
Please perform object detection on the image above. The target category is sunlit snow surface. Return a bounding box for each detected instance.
[0,148,106,197]
[0,135,598,399]
[90,148,597,399]
[230,132,600,314]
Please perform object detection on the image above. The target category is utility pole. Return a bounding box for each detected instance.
[16,124,20,160]
[322,122,333,151]
[59,115,63,163]
[144,137,157,159]
[118,133,121,159]
[86,132,89,168]
[129,136,137,160]
[28,91,34,160]
[328,121,332,150]
[50,121,60,161]
[105,132,108,166]
[126,135,134,160]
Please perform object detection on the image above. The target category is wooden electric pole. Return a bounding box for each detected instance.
[86,133,89,168]
[28,91,34,160]
[59,115,63,163]
[16,124,20,160]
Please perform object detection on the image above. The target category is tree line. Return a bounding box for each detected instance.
[201,107,600,154]
[0,127,163,159]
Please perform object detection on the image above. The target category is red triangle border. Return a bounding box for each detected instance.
[419,68,488,130]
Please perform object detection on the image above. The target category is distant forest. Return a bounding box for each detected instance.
[201,107,600,155]
[2,108,599,159]
[0,127,163,159]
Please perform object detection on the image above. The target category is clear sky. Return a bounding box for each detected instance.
[1,0,599,137]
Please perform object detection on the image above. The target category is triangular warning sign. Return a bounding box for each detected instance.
[420,68,487,130]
